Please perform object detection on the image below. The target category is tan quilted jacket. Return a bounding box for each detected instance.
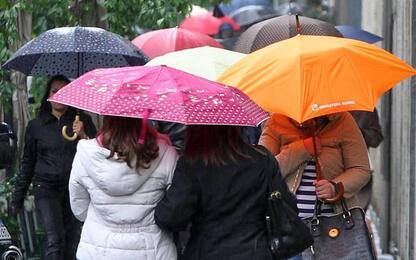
[259,112,371,211]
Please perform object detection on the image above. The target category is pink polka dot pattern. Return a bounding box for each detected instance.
[48,65,269,126]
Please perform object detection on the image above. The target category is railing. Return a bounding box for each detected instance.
[15,204,43,259]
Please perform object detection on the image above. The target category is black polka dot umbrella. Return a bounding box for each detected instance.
[2,26,148,78]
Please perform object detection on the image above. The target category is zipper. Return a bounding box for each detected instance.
[58,117,66,175]
[291,164,304,193]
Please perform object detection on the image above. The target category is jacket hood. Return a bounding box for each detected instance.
[76,136,170,196]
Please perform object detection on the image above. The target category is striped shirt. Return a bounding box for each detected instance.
[296,160,334,218]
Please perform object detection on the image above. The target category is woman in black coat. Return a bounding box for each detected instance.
[155,125,296,260]
[11,75,97,260]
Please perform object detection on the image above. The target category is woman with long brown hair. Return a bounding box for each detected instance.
[69,116,178,259]
[155,125,296,260]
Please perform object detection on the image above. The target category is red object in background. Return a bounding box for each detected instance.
[132,28,223,59]
[180,12,240,36]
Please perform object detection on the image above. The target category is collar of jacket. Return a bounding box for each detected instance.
[39,108,77,125]
[288,113,342,133]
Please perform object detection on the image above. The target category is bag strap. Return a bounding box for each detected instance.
[313,185,350,217]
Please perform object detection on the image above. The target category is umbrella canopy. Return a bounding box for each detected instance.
[48,65,268,126]
[335,25,383,44]
[218,35,416,123]
[2,26,148,78]
[132,28,223,59]
[146,46,245,81]
[180,12,240,36]
[219,0,273,15]
[234,15,342,53]
[229,5,279,27]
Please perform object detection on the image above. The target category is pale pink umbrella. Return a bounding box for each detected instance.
[132,28,223,59]
[48,65,269,127]
[180,12,240,35]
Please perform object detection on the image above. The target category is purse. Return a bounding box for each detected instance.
[302,199,376,260]
[265,169,314,259]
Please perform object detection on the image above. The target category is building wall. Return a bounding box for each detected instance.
[361,0,392,253]
[362,0,416,259]
[333,0,362,26]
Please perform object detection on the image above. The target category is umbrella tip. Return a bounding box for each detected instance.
[213,5,225,18]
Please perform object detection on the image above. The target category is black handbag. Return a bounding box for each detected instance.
[265,170,314,259]
[302,199,376,260]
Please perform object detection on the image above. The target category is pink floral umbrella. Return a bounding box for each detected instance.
[48,65,268,127]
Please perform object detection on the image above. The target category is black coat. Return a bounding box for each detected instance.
[155,145,296,260]
[11,108,96,208]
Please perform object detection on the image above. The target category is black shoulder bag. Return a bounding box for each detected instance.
[302,198,376,259]
[265,170,314,259]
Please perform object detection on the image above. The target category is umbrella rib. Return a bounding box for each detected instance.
[297,37,306,122]
[155,66,189,119]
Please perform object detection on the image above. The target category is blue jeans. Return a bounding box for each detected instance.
[34,184,81,260]
[289,255,302,260]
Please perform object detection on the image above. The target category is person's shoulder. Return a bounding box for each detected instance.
[156,136,178,162]
[332,112,355,126]
[26,118,42,130]
[29,117,42,125]
[76,139,100,152]
[248,144,276,164]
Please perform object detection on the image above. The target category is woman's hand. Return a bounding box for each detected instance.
[73,119,87,139]
[314,179,335,199]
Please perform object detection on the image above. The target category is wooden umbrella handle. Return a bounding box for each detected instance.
[62,115,79,141]
[325,182,345,203]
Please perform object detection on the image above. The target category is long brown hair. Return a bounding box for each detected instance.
[99,116,159,170]
[183,125,252,166]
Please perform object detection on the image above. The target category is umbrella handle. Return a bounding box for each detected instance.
[325,182,345,203]
[62,115,79,141]
[311,120,345,203]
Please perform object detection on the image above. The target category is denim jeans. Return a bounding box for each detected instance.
[34,184,81,260]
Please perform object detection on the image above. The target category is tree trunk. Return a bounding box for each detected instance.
[11,1,32,170]
[71,0,108,29]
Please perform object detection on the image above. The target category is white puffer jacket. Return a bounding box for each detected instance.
[69,138,178,260]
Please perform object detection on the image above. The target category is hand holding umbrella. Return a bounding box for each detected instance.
[72,116,86,139]
[2,26,149,141]
[301,118,345,203]
[61,115,88,141]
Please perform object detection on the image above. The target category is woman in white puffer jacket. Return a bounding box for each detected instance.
[69,116,178,260]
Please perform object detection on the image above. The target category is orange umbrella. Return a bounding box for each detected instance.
[218,35,416,123]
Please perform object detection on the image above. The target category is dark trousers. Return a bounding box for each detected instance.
[34,184,81,260]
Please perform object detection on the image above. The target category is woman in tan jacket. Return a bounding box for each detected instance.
[259,112,371,215]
